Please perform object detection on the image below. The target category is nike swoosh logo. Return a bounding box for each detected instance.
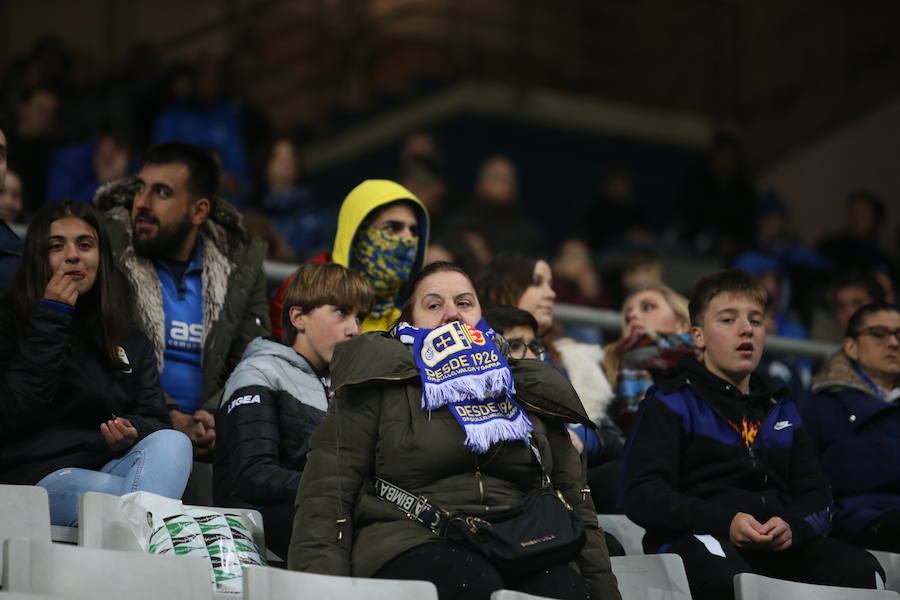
[774,421,792,430]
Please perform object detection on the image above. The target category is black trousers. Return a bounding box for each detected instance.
[586,460,623,514]
[850,508,900,554]
[374,541,590,600]
[667,533,884,600]
[258,502,294,561]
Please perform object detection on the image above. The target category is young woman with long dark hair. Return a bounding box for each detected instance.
[0,200,192,525]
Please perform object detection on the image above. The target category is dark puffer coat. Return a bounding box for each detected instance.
[0,301,171,484]
[213,337,329,507]
[288,332,620,600]
[801,352,900,538]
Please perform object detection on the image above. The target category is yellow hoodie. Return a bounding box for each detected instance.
[332,180,430,332]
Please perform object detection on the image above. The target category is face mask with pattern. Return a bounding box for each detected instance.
[351,224,418,318]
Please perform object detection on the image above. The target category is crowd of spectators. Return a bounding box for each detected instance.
[0,34,899,600]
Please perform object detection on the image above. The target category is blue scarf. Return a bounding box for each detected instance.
[394,318,533,453]
[352,224,417,319]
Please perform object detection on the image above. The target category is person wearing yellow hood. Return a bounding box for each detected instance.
[269,180,430,336]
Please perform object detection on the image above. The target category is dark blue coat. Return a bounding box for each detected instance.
[0,221,22,294]
[801,352,900,538]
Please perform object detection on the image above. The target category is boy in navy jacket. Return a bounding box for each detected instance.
[622,269,883,600]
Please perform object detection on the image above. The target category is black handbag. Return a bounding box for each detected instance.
[374,436,586,578]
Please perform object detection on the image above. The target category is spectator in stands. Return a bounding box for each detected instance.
[0,128,22,293]
[610,251,665,310]
[732,250,807,339]
[268,179,429,337]
[675,131,757,259]
[0,200,191,526]
[398,156,447,225]
[0,169,24,224]
[46,131,131,204]
[801,303,900,552]
[458,155,547,256]
[288,262,620,600]
[214,262,373,559]
[751,190,832,327]
[758,299,810,401]
[257,137,332,261]
[577,165,654,252]
[240,210,296,263]
[477,253,625,471]
[94,142,270,458]
[7,86,60,214]
[818,190,895,275]
[832,270,888,328]
[622,269,883,600]
[425,230,484,279]
[812,269,887,342]
[552,238,609,345]
[602,285,696,436]
[482,305,546,362]
[153,55,254,206]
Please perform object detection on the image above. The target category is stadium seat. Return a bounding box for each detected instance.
[78,491,266,556]
[597,514,646,556]
[0,486,51,584]
[242,564,438,600]
[491,591,553,599]
[611,554,692,600]
[733,573,900,600]
[2,538,211,600]
[0,593,68,599]
[869,551,900,593]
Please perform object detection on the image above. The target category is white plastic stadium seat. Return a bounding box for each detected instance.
[869,550,900,593]
[734,573,900,600]
[78,490,266,555]
[597,514,646,556]
[242,564,438,600]
[491,591,553,600]
[0,486,52,584]
[2,538,211,600]
[611,554,692,600]
[0,593,69,599]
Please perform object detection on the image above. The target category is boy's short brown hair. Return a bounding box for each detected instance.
[281,262,375,345]
[689,268,767,326]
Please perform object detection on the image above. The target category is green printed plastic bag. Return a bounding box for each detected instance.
[120,491,266,594]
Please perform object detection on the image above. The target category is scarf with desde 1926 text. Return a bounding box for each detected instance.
[394,318,533,453]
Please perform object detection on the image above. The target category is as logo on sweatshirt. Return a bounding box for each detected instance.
[227,394,261,414]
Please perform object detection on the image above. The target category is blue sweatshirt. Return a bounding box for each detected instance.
[156,244,204,413]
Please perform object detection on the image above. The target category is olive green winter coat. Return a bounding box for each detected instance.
[288,332,621,600]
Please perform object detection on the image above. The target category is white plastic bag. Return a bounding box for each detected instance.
[120,491,266,593]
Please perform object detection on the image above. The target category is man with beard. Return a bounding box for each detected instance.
[95,142,269,458]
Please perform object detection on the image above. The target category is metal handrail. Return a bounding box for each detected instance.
[262,260,840,361]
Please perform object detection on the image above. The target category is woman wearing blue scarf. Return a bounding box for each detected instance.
[801,303,900,552]
[288,262,621,600]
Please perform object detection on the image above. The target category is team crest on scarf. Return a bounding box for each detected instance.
[395,319,533,453]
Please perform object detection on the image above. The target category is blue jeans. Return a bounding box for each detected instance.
[36,429,193,526]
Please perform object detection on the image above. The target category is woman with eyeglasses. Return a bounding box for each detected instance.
[801,302,900,552]
[477,254,625,468]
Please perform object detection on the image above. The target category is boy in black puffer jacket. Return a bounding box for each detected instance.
[622,269,883,600]
[214,262,372,559]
